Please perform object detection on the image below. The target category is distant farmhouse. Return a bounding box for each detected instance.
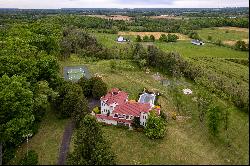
[95,88,160,128]
[117,36,130,42]
[191,39,205,46]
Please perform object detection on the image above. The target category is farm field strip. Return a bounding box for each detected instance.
[217,27,249,33]
[118,31,190,40]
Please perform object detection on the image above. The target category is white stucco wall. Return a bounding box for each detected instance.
[96,118,117,125]
[101,100,119,115]
[140,112,148,127]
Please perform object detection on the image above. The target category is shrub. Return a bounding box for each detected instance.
[160,111,167,121]
[93,107,101,114]
[235,40,248,51]
[109,59,117,71]
[145,111,166,139]
[207,35,212,41]
[19,150,38,165]
[207,106,221,137]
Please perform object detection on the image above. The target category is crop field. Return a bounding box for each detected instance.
[191,58,249,83]
[118,31,190,40]
[149,15,184,20]
[86,14,132,21]
[196,27,249,46]
[155,40,249,58]
[67,58,249,165]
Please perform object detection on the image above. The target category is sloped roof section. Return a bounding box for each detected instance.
[113,101,151,117]
[101,88,128,105]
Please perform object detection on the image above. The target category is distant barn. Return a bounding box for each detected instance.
[117,36,130,42]
[191,39,205,46]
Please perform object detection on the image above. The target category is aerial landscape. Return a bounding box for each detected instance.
[0,0,249,165]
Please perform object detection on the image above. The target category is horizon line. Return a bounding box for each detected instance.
[0,7,249,9]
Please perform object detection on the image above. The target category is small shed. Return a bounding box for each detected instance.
[191,39,205,46]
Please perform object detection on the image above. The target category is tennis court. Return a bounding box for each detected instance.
[63,66,91,82]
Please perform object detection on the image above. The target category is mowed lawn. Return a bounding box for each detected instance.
[9,106,69,165]
[155,40,249,58]
[196,27,249,43]
[67,59,249,165]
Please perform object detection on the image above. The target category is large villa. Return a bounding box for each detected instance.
[95,88,160,128]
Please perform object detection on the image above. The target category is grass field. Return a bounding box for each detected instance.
[93,32,249,59]
[196,27,249,46]
[155,40,249,58]
[9,106,69,165]
[66,58,249,165]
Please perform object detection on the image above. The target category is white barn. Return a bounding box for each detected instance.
[117,36,129,42]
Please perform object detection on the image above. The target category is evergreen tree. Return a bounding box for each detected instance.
[78,77,92,97]
[67,115,116,165]
[92,77,108,100]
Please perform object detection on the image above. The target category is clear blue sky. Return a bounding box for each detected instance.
[0,0,248,9]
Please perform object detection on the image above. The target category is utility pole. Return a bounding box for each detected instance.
[23,133,33,157]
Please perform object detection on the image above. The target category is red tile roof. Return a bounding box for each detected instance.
[96,114,132,123]
[113,101,151,117]
[100,88,128,105]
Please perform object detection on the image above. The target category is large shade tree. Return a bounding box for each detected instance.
[0,75,34,164]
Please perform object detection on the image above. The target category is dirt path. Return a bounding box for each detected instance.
[57,99,100,165]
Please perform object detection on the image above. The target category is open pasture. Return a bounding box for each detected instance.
[196,27,249,46]
[156,40,249,58]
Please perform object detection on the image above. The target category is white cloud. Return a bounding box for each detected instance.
[0,0,248,9]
